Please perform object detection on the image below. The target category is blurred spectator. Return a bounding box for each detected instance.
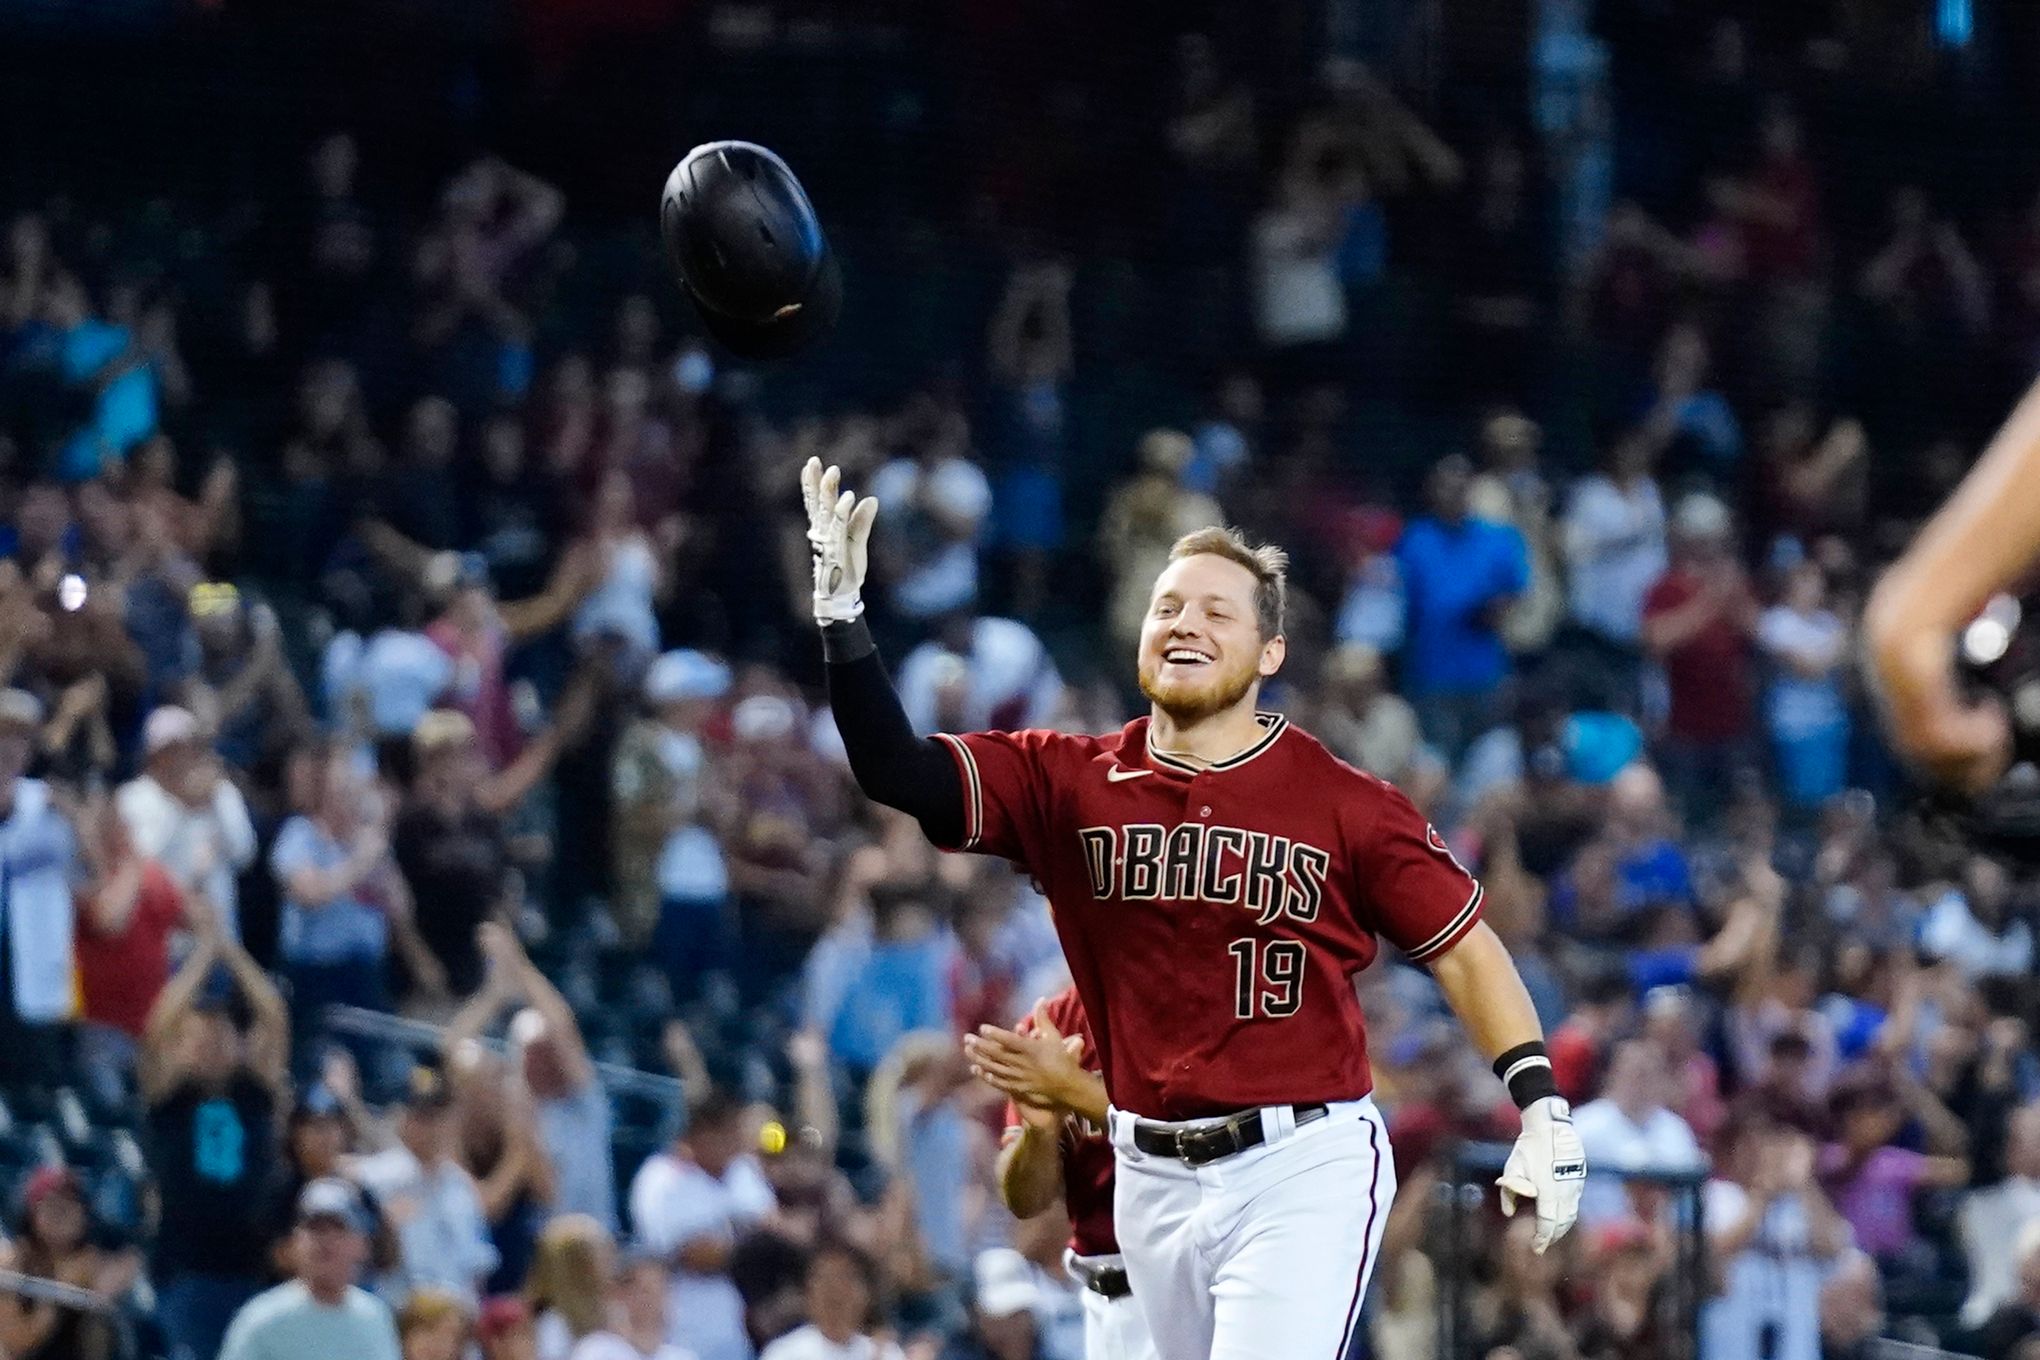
[272,743,448,1048]
[529,1214,614,1360]
[866,1032,991,1301]
[397,690,593,996]
[870,410,993,624]
[1819,1074,1970,1268]
[0,1166,141,1360]
[481,1295,542,1360]
[1395,454,1528,758]
[1641,323,1743,478]
[1560,434,1666,675]
[1552,764,1695,941]
[1186,370,1261,500]
[219,1178,402,1360]
[1962,1104,2040,1328]
[1757,562,1853,812]
[1754,412,1869,552]
[571,1249,694,1360]
[1973,1224,2040,1360]
[1097,431,1222,659]
[1469,410,1562,656]
[0,688,83,1089]
[943,1248,1044,1360]
[1642,494,1758,821]
[142,902,290,1360]
[1312,642,1430,796]
[1702,1117,1852,1360]
[117,702,258,939]
[812,884,958,1082]
[444,1035,555,1297]
[399,1288,472,1360]
[185,589,308,775]
[352,1060,501,1307]
[1918,856,2035,981]
[629,1088,777,1360]
[41,271,158,483]
[1572,1037,1705,1228]
[1547,965,1635,1104]
[323,585,456,744]
[1640,985,1727,1145]
[614,648,735,981]
[73,791,187,1109]
[421,550,584,773]
[568,470,669,661]
[985,264,1074,619]
[758,1242,904,1360]
[1817,1251,1885,1360]
[897,615,1064,737]
[448,922,616,1232]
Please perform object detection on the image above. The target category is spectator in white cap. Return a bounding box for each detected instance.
[117,703,258,941]
[612,649,732,958]
[219,1178,401,1360]
[942,1248,1044,1360]
[0,687,88,1091]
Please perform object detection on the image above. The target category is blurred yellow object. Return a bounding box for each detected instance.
[759,1119,788,1156]
[188,581,241,618]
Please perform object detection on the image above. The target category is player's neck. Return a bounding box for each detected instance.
[1147,699,1265,767]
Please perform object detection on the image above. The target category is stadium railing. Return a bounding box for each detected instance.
[1438,1141,1710,1360]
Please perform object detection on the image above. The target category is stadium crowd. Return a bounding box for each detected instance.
[1,6,2039,1360]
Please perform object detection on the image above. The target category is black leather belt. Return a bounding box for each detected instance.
[1131,1104,1328,1166]
[1084,1267,1131,1300]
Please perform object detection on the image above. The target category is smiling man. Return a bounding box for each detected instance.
[804,458,1583,1360]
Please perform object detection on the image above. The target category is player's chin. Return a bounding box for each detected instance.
[1140,663,1251,721]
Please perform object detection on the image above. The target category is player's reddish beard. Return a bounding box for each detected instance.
[1137,641,1262,723]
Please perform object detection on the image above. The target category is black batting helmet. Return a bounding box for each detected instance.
[660,141,841,361]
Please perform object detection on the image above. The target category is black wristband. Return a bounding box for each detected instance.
[1494,1041,1559,1109]
[821,616,876,664]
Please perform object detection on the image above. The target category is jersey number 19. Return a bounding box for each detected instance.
[1228,938,1305,1019]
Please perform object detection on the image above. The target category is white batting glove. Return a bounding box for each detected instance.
[801,456,879,625]
[1496,1095,1587,1254]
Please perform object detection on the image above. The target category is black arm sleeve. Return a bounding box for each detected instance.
[822,618,967,847]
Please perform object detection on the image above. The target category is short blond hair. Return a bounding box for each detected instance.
[1167,526,1289,640]
[398,1288,469,1340]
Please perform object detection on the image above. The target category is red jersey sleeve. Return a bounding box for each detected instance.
[931,728,1068,864]
[1351,779,1484,964]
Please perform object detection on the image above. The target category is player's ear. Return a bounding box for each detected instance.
[1258,633,1286,677]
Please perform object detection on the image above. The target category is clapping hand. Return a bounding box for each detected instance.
[965,1000,1087,1123]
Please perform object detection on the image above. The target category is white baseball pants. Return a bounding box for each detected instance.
[1068,1253,1160,1360]
[1107,1098,1396,1360]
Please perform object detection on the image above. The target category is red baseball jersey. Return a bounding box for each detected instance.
[937,713,1483,1120]
[1002,986,1117,1258]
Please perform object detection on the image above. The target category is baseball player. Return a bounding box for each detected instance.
[804,459,1584,1360]
[971,986,1158,1360]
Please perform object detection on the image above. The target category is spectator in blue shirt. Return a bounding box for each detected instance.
[818,883,957,1079]
[1396,454,1529,758]
[268,745,398,1072]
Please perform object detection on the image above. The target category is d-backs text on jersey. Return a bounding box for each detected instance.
[1078,822,1331,924]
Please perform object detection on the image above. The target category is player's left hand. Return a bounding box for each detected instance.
[1497,1096,1586,1255]
[965,1003,1085,1112]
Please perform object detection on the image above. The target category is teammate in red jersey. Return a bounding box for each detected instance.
[969,986,1156,1360]
[804,459,1584,1360]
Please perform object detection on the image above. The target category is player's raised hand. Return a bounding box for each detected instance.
[801,456,879,625]
[1496,1095,1586,1255]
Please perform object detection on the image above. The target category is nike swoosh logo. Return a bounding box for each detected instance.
[1106,767,1153,782]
